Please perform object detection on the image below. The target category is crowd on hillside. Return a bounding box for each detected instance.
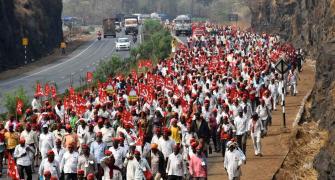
[0,25,304,180]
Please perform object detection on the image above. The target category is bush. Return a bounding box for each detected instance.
[136,20,172,62]
[3,86,29,116]
[93,55,133,82]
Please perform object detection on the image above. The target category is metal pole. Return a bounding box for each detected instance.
[24,45,27,64]
[281,62,286,128]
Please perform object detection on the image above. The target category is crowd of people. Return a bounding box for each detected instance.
[0,24,304,180]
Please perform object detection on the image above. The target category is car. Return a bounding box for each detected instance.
[115,37,131,51]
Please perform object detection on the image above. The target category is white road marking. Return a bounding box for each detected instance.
[0,40,97,86]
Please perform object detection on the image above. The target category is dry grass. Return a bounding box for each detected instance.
[275,121,328,180]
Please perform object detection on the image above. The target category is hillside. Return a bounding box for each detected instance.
[0,0,63,72]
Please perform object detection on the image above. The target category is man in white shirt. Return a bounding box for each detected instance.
[109,138,124,169]
[60,143,79,180]
[54,102,65,121]
[39,150,61,179]
[101,120,115,148]
[256,99,270,135]
[20,123,38,171]
[234,108,248,155]
[224,142,244,180]
[39,124,55,160]
[52,139,66,164]
[166,145,184,179]
[14,138,33,180]
[248,113,264,156]
[124,143,138,180]
[158,129,175,162]
[31,95,41,111]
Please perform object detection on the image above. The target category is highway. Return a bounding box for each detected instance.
[0,31,139,112]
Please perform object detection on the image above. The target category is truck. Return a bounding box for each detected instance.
[102,18,116,38]
[174,15,192,36]
[124,15,139,35]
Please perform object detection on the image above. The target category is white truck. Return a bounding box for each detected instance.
[174,15,192,36]
[124,15,139,35]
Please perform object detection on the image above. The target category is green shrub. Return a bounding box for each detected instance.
[3,86,29,116]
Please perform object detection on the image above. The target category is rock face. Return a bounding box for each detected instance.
[0,0,63,72]
[247,0,335,179]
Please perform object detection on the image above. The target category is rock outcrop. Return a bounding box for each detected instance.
[0,0,63,72]
[247,0,335,179]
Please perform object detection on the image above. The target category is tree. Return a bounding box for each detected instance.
[3,86,29,116]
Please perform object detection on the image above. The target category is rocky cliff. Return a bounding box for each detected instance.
[247,0,335,179]
[0,0,63,72]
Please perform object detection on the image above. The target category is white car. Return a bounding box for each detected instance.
[115,38,130,51]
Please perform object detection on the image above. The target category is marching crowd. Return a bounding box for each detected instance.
[0,25,304,180]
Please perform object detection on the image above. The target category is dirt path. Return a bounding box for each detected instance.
[0,34,94,81]
[207,60,316,180]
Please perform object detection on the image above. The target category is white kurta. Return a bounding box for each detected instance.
[224,149,243,180]
[39,132,55,159]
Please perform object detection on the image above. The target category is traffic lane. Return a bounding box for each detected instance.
[0,31,139,113]
[0,33,136,96]
[177,36,188,44]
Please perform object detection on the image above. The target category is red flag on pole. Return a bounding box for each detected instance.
[44,83,50,97]
[35,82,43,97]
[16,98,23,116]
[86,72,93,83]
[51,85,57,98]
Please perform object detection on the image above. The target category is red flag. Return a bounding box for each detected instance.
[136,123,144,146]
[122,110,132,123]
[86,72,93,83]
[131,69,138,82]
[147,74,155,86]
[186,78,192,89]
[164,78,174,90]
[16,98,23,116]
[7,153,20,180]
[44,83,50,97]
[156,75,165,87]
[69,87,75,99]
[51,86,57,98]
[35,82,43,97]
[145,60,152,68]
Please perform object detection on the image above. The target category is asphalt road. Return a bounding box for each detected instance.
[0,30,139,113]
